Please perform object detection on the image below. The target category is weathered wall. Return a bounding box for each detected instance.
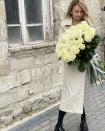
[0,0,63,129]
[0,45,63,129]
[0,0,8,59]
[0,0,105,130]
[53,0,105,60]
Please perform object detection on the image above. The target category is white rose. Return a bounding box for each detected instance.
[84,35,92,42]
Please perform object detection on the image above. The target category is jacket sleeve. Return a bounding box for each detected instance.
[58,22,65,39]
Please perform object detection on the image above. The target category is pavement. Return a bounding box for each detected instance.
[7,85,105,131]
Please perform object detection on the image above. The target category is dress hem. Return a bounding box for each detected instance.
[59,107,83,114]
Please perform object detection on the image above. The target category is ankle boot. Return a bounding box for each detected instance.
[80,114,88,131]
[80,121,88,131]
[54,124,65,131]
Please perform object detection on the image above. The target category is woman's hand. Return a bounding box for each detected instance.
[92,54,98,63]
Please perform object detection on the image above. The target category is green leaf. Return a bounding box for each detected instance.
[86,45,90,49]
[68,61,72,65]
[83,61,91,69]
[76,59,81,66]
[92,52,95,56]
[78,65,85,72]
[70,60,76,65]
[98,60,105,65]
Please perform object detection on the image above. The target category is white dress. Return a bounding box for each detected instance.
[59,17,101,114]
[60,62,86,114]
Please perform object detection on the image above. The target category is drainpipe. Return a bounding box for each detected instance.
[49,0,54,41]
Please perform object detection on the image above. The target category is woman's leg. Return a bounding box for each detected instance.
[54,110,66,131]
[80,106,88,131]
[56,110,66,127]
[81,106,86,122]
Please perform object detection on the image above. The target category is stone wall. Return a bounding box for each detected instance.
[0,0,105,130]
[0,0,63,129]
[0,44,63,129]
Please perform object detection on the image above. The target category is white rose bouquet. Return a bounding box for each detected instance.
[56,21,105,86]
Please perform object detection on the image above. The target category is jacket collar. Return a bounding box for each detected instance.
[64,16,72,26]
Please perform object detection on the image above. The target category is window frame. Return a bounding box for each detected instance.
[5,0,54,46]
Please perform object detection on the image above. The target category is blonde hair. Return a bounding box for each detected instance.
[65,0,93,26]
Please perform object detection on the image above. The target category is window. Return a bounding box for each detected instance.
[5,0,53,45]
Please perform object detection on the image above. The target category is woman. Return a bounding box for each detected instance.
[54,0,101,131]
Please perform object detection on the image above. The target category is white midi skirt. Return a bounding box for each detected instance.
[60,61,101,114]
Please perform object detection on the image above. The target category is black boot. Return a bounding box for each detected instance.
[54,124,65,131]
[80,121,88,131]
[80,107,88,131]
[54,110,66,131]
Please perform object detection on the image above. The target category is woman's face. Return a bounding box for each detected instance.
[71,5,84,21]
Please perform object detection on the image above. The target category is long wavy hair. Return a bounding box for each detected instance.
[65,0,93,26]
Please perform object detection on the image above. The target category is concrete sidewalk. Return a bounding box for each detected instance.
[7,86,105,131]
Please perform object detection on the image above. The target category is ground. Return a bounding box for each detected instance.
[8,85,105,131]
